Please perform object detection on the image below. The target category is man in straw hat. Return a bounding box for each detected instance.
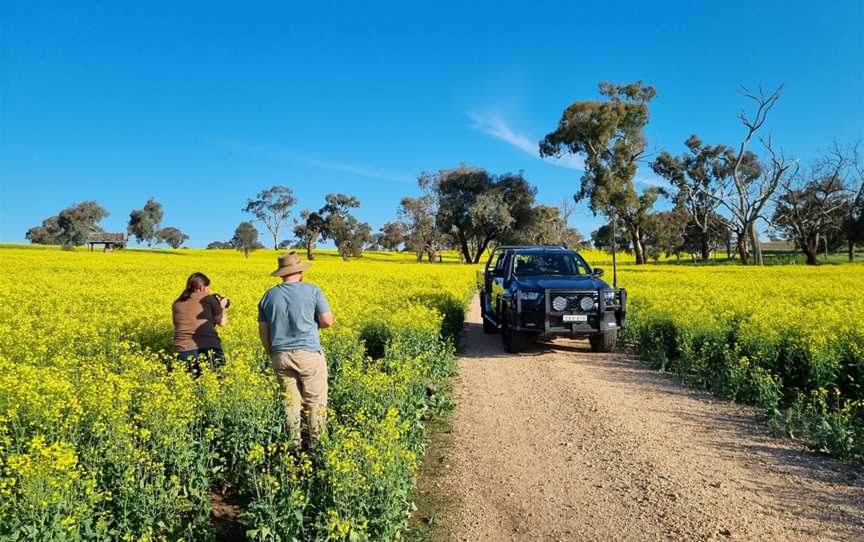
[258,252,334,451]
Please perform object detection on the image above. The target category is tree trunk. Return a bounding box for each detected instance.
[273,233,278,251]
[700,235,711,261]
[415,250,423,262]
[628,226,646,265]
[473,235,496,264]
[749,224,763,266]
[305,240,315,260]
[457,232,472,264]
[736,233,750,265]
[803,243,819,265]
[849,240,855,262]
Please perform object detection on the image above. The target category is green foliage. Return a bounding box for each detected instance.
[26,202,109,247]
[232,221,261,257]
[156,226,189,249]
[127,198,164,246]
[540,81,660,264]
[428,165,536,263]
[318,194,373,260]
[627,296,863,459]
[243,186,297,250]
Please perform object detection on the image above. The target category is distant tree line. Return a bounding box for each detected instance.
[26,82,862,266]
[27,198,190,249]
[540,81,864,265]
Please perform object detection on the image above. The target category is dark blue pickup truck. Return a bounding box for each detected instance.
[477,246,626,353]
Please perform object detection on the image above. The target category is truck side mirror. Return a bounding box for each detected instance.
[592,268,605,277]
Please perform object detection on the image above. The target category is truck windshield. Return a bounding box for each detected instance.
[513,253,591,276]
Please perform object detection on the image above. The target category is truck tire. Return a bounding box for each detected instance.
[501,317,520,353]
[589,329,617,353]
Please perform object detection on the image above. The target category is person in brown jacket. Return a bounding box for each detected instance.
[172,272,229,376]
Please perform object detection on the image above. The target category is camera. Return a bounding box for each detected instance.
[212,293,230,308]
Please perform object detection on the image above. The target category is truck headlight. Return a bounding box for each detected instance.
[603,290,616,306]
[518,291,542,302]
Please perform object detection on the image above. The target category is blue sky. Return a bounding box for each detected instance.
[2,1,862,246]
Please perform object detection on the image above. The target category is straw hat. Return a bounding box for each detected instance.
[271,252,311,277]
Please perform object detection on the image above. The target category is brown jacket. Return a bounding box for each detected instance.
[172,292,223,352]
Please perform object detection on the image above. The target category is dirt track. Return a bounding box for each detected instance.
[422,297,864,541]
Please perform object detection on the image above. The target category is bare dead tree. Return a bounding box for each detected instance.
[702,86,797,265]
[841,141,864,261]
[772,146,854,264]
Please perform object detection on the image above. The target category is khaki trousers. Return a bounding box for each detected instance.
[270,350,328,449]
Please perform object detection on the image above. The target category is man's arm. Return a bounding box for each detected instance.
[315,288,334,328]
[258,321,272,356]
[318,311,334,328]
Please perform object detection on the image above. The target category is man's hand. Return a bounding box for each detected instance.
[219,297,229,309]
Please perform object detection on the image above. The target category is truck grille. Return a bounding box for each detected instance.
[549,291,598,312]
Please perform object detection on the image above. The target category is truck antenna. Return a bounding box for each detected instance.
[611,210,618,289]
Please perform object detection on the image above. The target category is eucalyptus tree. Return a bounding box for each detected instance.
[127,197,163,246]
[398,179,443,263]
[156,227,189,249]
[293,209,327,260]
[540,81,660,264]
[243,185,296,250]
[319,193,372,260]
[430,165,536,263]
[652,136,729,260]
[231,221,260,258]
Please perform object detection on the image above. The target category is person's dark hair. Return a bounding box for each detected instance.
[178,272,210,302]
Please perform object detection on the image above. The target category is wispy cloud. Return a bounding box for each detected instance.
[468,112,584,170]
[217,141,413,184]
[289,156,412,184]
[469,112,670,189]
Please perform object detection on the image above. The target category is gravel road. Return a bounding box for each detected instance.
[423,296,863,541]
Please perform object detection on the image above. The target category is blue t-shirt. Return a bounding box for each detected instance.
[258,282,331,353]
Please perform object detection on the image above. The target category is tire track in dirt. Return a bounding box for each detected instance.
[425,296,863,541]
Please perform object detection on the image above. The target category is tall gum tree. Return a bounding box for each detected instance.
[652,136,729,260]
[430,165,536,263]
[243,185,296,250]
[539,81,659,264]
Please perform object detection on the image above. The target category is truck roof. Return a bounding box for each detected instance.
[495,245,574,254]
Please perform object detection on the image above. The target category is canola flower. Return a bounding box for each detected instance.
[0,247,475,541]
[2,246,862,540]
[618,263,864,458]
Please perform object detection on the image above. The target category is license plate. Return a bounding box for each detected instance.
[563,314,588,322]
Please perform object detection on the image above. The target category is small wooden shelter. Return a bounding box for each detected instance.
[87,232,126,252]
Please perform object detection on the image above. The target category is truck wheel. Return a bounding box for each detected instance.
[502,317,520,353]
[589,329,617,353]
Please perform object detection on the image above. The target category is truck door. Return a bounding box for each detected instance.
[491,251,512,314]
[482,251,501,313]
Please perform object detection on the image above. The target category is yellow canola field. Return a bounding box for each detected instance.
[0,247,476,541]
[617,263,864,457]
